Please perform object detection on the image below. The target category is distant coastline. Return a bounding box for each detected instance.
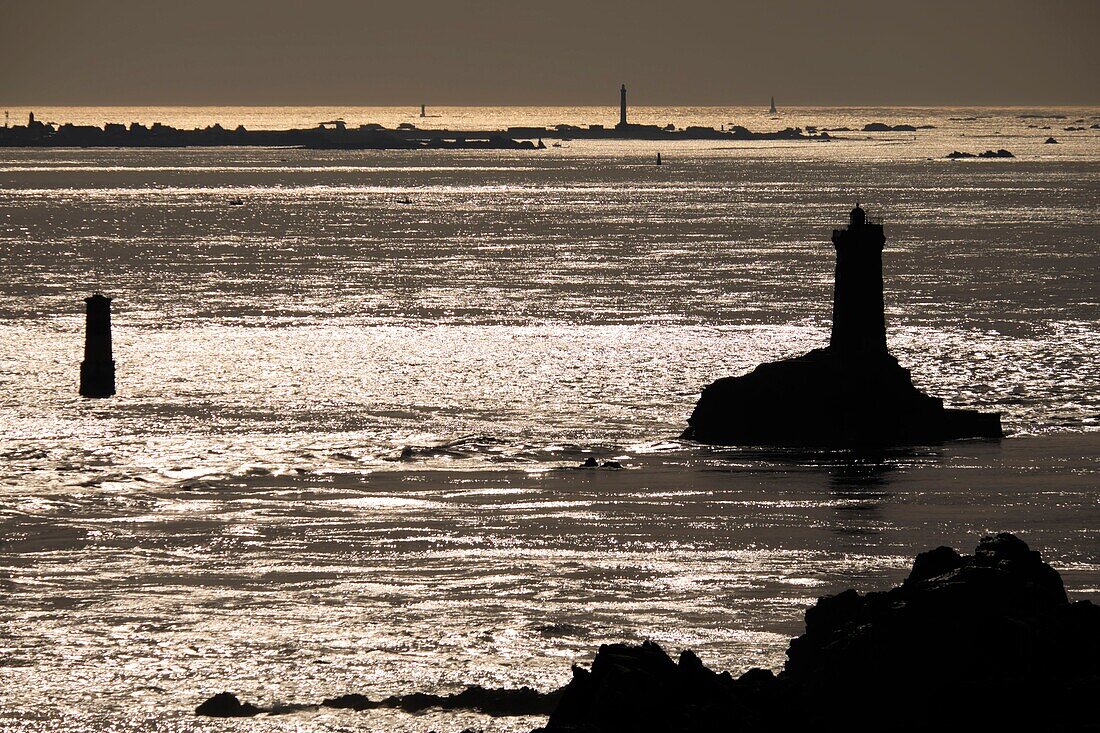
[0,114,822,150]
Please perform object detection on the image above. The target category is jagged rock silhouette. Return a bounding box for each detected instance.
[536,533,1099,732]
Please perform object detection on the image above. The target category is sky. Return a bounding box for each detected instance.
[1,0,1097,106]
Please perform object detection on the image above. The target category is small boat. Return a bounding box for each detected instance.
[396,197,413,205]
[228,197,244,206]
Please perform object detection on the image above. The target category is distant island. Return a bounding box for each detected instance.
[0,116,820,150]
[0,88,829,149]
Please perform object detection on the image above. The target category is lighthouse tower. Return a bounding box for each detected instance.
[618,84,628,128]
[829,205,887,356]
[80,293,116,397]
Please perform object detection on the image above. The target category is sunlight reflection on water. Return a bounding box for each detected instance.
[1,107,1099,732]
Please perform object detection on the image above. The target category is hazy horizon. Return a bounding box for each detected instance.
[2,0,1098,106]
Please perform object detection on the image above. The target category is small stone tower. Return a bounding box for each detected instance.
[619,84,628,127]
[830,206,887,356]
[80,293,115,397]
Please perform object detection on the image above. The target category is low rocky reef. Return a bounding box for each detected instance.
[196,684,562,718]
[861,122,936,132]
[947,148,1015,158]
[537,534,1099,732]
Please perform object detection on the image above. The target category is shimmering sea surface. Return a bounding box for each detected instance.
[1,106,1098,732]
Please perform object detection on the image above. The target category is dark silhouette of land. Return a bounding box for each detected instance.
[0,89,826,149]
[947,148,1015,158]
[862,121,935,132]
[79,293,115,398]
[194,534,1098,730]
[0,115,818,149]
[683,206,1002,446]
[196,684,562,718]
[535,533,1099,732]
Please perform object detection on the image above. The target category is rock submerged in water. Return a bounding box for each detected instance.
[536,533,1100,732]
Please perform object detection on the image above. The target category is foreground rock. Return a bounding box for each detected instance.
[683,206,1001,445]
[537,534,1099,732]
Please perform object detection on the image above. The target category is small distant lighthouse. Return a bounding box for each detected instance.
[830,206,887,355]
[619,84,628,127]
[80,293,115,397]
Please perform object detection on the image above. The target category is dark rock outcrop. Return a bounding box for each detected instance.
[683,207,1001,446]
[197,685,561,719]
[947,148,1014,158]
[323,684,563,716]
[862,122,923,132]
[195,691,263,717]
[684,347,1000,445]
[783,533,1089,697]
[537,534,1100,732]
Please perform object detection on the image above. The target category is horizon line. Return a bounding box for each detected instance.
[4,102,1100,109]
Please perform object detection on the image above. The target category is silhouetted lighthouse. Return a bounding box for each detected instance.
[80,293,115,397]
[830,206,887,355]
[619,84,628,127]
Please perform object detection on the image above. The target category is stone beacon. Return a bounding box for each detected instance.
[682,207,1003,446]
[79,293,115,398]
[618,84,628,128]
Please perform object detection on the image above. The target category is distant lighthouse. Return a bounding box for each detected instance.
[619,84,628,127]
[769,96,778,115]
[79,293,116,397]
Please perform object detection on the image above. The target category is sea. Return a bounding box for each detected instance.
[1,106,1098,732]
